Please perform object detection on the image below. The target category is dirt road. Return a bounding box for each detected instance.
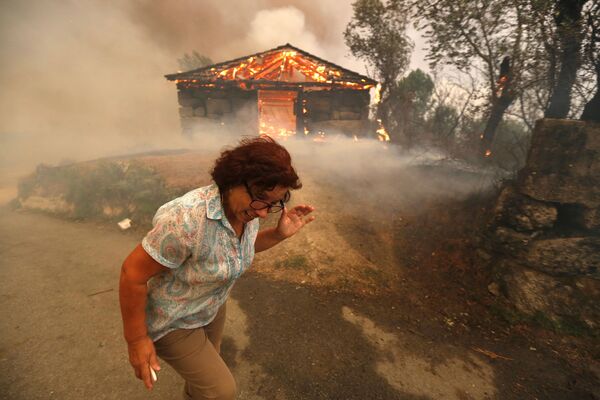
[0,207,597,399]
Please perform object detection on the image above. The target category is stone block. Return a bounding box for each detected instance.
[191,89,209,99]
[518,119,600,207]
[494,186,557,231]
[308,96,332,112]
[499,261,600,329]
[523,237,600,278]
[338,111,362,120]
[206,98,231,115]
[575,206,600,231]
[177,90,200,107]
[193,106,206,117]
[306,119,368,137]
[493,226,600,278]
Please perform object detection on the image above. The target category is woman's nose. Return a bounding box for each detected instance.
[255,208,269,218]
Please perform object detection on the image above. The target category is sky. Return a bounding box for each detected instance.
[0,0,429,195]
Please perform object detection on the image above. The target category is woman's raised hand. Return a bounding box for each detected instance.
[276,204,315,239]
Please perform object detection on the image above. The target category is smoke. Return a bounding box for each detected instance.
[245,7,323,55]
[283,136,493,210]
[0,1,364,184]
[0,0,434,205]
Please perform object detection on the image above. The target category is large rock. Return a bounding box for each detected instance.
[518,119,600,207]
[575,206,600,231]
[499,261,600,329]
[494,186,557,231]
[523,237,600,278]
[492,227,600,278]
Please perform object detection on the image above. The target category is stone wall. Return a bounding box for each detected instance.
[177,87,258,137]
[303,90,371,137]
[176,87,371,138]
[485,119,600,331]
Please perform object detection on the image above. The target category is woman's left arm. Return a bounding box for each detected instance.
[255,205,315,253]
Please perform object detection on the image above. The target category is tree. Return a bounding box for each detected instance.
[383,69,434,145]
[177,51,213,72]
[344,0,413,135]
[412,0,544,156]
[544,0,587,118]
[580,0,600,121]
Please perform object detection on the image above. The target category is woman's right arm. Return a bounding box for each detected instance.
[119,244,169,390]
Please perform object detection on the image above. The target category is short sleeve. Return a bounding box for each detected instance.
[142,202,193,269]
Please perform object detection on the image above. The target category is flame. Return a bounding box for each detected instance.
[259,121,295,139]
[175,49,374,91]
[485,149,492,157]
[376,119,390,142]
[374,83,382,104]
[495,76,508,98]
[313,131,326,142]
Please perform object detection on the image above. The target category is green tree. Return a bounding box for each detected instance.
[344,0,413,134]
[384,69,434,145]
[412,0,544,155]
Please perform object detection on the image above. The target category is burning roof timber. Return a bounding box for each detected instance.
[165,43,377,91]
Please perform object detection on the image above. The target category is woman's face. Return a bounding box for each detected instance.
[224,183,289,225]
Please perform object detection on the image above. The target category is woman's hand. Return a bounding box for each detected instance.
[127,336,161,390]
[276,204,315,239]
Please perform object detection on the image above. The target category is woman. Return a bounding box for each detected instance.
[119,136,315,400]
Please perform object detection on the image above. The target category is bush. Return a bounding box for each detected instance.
[18,160,180,226]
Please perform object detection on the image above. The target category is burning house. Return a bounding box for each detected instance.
[165,43,378,140]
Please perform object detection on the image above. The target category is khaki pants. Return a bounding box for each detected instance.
[154,303,235,400]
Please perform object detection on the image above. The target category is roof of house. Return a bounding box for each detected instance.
[165,43,377,90]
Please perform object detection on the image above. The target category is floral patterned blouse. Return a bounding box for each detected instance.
[141,184,259,341]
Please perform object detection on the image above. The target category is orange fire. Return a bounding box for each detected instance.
[170,46,378,140]
[495,76,508,98]
[175,49,374,91]
[376,119,390,142]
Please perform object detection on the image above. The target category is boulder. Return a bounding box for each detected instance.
[491,227,600,278]
[522,237,600,278]
[494,186,557,231]
[575,206,600,231]
[499,261,600,329]
[518,119,600,208]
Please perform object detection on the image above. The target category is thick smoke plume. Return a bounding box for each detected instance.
[0,1,439,206]
[0,1,360,191]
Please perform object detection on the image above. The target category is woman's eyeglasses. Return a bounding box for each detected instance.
[244,182,290,213]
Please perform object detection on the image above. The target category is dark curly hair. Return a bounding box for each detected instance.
[211,136,302,194]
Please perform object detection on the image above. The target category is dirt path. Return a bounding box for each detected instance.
[0,208,597,399]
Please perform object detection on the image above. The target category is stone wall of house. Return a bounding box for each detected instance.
[176,87,372,138]
[177,87,258,137]
[484,119,600,331]
[303,90,371,137]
